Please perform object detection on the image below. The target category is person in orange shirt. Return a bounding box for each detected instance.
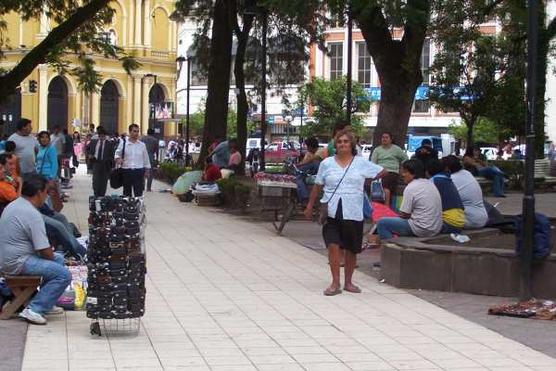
[0,154,19,204]
[5,152,22,195]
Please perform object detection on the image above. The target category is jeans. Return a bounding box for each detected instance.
[441,222,462,234]
[295,162,320,202]
[478,166,505,196]
[376,217,414,240]
[122,169,145,197]
[43,215,86,259]
[20,252,71,315]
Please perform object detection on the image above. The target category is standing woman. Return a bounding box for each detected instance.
[304,128,386,296]
[36,131,59,181]
[370,132,408,206]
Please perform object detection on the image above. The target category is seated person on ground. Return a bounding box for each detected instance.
[426,158,465,234]
[413,138,439,169]
[0,174,71,325]
[295,137,321,205]
[443,155,488,229]
[375,159,443,242]
[463,147,506,197]
[202,157,222,182]
[227,140,242,173]
[0,154,20,205]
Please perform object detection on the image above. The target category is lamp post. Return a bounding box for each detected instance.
[346,1,353,125]
[284,114,293,143]
[176,54,193,167]
[521,0,539,300]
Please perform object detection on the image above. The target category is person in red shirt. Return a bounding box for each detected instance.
[202,157,222,182]
[0,154,19,204]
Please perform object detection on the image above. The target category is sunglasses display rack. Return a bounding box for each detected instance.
[86,196,146,336]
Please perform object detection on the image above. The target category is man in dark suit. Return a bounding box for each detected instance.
[88,126,115,197]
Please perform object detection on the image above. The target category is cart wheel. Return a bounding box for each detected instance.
[90,322,102,336]
[277,202,296,235]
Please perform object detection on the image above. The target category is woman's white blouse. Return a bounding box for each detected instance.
[315,156,383,221]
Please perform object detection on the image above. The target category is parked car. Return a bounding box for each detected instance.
[480,147,498,160]
[264,141,301,163]
[360,144,373,159]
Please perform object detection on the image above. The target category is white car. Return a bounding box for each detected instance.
[360,144,372,159]
[480,147,498,160]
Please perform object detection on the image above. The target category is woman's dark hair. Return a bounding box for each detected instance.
[426,158,443,177]
[463,147,474,157]
[38,131,50,142]
[0,153,7,166]
[22,174,48,197]
[442,155,463,173]
[401,159,425,179]
[304,137,319,150]
[5,141,15,152]
[17,118,31,131]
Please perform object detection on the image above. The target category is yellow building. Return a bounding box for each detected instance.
[0,0,177,137]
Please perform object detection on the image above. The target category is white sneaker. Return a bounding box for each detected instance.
[46,306,64,315]
[18,308,47,325]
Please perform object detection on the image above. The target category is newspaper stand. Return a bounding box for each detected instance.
[86,196,146,337]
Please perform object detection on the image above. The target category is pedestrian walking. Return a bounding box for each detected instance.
[88,126,115,197]
[7,118,38,176]
[304,128,386,296]
[114,124,151,197]
[140,128,158,192]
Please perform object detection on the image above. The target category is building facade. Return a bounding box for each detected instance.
[0,0,178,137]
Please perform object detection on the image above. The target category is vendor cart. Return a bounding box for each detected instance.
[257,180,299,235]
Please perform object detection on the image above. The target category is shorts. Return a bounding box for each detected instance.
[322,200,364,254]
[381,172,400,196]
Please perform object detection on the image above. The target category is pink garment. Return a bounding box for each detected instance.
[371,201,399,222]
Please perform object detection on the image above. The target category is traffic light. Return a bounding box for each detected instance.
[29,80,37,93]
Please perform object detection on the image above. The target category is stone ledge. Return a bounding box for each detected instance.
[381,230,556,298]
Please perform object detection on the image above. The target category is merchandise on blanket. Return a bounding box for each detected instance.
[56,265,88,310]
[488,299,556,320]
[86,196,147,320]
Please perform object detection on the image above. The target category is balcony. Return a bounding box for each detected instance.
[150,50,170,60]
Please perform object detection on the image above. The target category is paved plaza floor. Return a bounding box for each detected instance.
[14,173,556,370]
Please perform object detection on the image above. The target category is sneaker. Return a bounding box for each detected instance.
[18,308,47,325]
[46,306,64,315]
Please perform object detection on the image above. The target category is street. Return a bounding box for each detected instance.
[13,171,556,370]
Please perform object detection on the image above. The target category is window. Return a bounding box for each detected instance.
[421,39,431,85]
[413,100,430,113]
[329,43,343,80]
[357,42,372,88]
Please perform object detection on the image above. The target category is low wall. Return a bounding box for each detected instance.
[381,230,556,298]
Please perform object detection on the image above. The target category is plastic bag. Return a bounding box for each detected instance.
[172,170,202,195]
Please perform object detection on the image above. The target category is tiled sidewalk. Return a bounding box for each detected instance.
[21,173,556,370]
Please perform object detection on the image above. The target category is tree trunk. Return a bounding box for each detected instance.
[536,13,550,159]
[0,0,110,100]
[197,0,236,169]
[374,79,420,146]
[233,10,255,176]
[466,121,475,151]
[354,4,429,148]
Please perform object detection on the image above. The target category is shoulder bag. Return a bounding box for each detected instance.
[318,157,354,225]
[110,139,126,189]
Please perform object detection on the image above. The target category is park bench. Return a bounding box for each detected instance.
[0,276,41,320]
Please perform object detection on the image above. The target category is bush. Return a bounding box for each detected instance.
[158,162,190,184]
[216,177,237,206]
[234,183,251,210]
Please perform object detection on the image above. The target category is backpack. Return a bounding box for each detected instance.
[515,213,553,259]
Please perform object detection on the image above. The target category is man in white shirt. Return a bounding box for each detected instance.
[115,124,151,197]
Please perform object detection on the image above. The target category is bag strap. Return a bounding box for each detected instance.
[326,156,354,202]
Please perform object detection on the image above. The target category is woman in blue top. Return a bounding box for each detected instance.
[36,131,58,180]
[304,128,386,296]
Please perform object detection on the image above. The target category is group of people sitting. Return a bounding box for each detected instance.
[201,138,243,182]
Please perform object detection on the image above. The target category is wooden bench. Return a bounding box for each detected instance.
[533,159,556,189]
[0,276,41,320]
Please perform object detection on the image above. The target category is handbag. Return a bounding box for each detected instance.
[318,157,354,225]
[110,139,126,189]
[371,179,386,203]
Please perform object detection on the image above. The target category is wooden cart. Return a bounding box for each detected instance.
[257,180,299,235]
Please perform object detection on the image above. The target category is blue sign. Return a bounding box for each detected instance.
[292,107,305,117]
[366,85,430,101]
[267,115,275,124]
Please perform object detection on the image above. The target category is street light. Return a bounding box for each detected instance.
[244,6,268,171]
[284,114,293,143]
[176,53,193,167]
